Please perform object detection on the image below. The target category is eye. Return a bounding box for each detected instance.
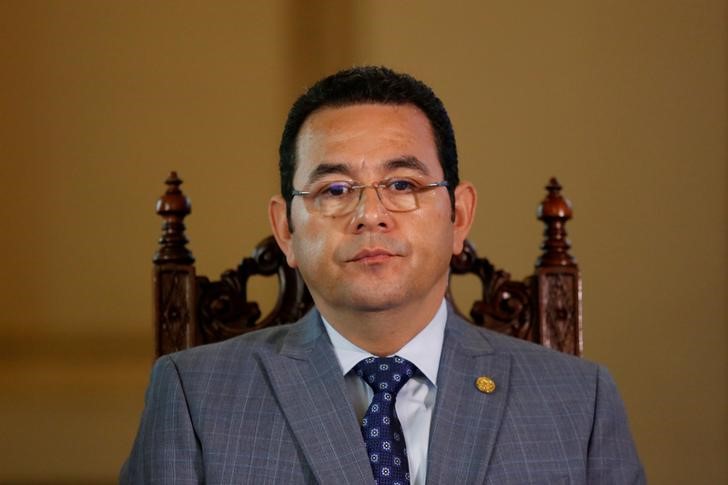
[319,181,352,198]
[386,179,417,192]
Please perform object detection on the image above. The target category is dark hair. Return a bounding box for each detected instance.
[279,66,459,221]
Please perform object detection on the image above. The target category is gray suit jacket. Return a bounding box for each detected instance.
[121,309,644,484]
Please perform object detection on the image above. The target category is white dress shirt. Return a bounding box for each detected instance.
[321,299,447,485]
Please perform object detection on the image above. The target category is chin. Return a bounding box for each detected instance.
[344,296,403,313]
[343,283,417,312]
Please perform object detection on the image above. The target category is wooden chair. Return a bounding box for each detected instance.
[152,172,582,358]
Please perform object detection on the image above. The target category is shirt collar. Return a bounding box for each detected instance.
[321,299,447,387]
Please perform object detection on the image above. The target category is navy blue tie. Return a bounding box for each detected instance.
[353,356,416,485]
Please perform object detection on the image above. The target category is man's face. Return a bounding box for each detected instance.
[270,103,474,316]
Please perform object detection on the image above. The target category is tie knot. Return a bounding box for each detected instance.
[353,356,416,396]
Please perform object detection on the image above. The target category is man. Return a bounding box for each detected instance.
[122,66,644,484]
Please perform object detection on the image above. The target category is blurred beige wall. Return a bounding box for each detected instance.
[0,1,725,483]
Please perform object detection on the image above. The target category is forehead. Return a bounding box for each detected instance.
[294,103,441,182]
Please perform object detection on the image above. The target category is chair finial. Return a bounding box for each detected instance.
[154,171,195,264]
[536,177,575,267]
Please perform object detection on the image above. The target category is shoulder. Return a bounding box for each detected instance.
[444,314,628,425]
[159,310,320,377]
[443,316,644,480]
[445,313,605,387]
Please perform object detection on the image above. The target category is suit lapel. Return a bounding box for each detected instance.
[258,311,373,484]
[426,314,512,484]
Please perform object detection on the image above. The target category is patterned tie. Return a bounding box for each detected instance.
[353,356,416,485]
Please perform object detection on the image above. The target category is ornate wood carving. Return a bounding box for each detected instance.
[535,178,582,355]
[153,173,199,357]
[196,236,313,345]
[447,242,536,342]
[154,265,198,355]
[537,270,582,355]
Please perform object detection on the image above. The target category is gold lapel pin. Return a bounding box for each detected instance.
[475,376,496,394]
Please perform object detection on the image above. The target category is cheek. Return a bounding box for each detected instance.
[292,225,331,272]
[289,208,315,264]
[408,212,455,264]
[427,231,455,264]
[421,205,455,246]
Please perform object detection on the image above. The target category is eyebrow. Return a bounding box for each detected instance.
[306,163,353,185]
[384,156,431,176]
[305,155,431,185]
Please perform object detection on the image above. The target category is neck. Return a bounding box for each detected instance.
[315,290,446,357]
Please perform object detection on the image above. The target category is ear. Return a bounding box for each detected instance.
[268,195,298,268]
[451,181,477,255]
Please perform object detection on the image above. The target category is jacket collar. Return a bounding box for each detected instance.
[426,312,512,484]
[259,310,374,483]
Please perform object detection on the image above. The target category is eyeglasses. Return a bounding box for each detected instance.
[291,178,449,217]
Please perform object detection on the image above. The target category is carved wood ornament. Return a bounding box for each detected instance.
[153,174,582,357]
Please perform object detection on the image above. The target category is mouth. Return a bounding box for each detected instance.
[348,248,397,265]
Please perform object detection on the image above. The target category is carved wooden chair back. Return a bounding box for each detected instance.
[153,173,582,358]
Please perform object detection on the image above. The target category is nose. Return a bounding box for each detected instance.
[351,186,391,232]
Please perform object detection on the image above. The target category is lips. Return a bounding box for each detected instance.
[340,236,409,265]
[348,248,397,264]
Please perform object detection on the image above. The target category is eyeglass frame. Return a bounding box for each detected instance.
[291,178,449,216]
